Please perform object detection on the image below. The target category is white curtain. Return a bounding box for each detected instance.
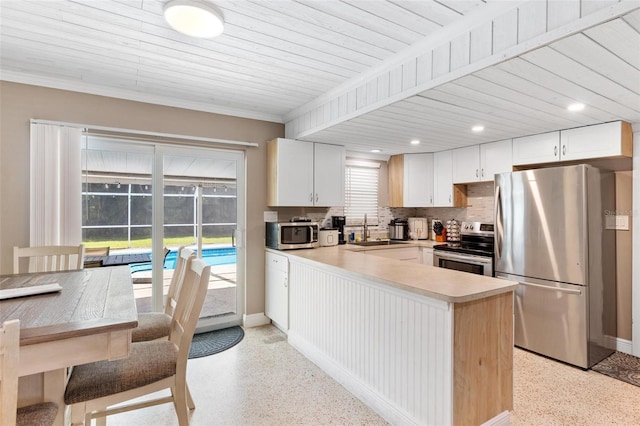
[30,122,83,246]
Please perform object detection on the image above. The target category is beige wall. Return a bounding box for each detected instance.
[0,81,284,316]
[616,171,633,340]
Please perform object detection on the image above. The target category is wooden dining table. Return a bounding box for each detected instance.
[0,266,138,425]
[83,252,151,268]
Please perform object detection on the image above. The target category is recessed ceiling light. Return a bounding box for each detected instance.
[472,125,484,132]
[370,149,381,153]
[410,139,420,145]
[567,103,585,112]
[164,0,225,39]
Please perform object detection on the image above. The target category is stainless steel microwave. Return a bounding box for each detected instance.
[266,222,319,250]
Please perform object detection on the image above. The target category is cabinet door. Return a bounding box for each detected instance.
[265,251,289,330]
[480,139,512,181]
[273,139,314,206]
[404,153,434,207]
[422,247,434,266]
[512,132,560,165]
[452,145,480,183]
[314,143,345,206]
[560,121,630,161]
[433,150,453,206]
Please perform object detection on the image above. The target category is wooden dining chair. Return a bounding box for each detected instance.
[64,258,211,425]
[13,244,85,273]
[132,246,195,342]
[1,320,59,426]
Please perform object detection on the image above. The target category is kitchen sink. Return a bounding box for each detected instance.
[350,240,408,247]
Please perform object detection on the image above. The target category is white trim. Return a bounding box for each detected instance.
[5,71,283,124]
[481,411,511,426]
[288,331,418,426]
[632,133,640,357]
[30,119,258,148]
[243,313,271,328]
[604,335,634,355]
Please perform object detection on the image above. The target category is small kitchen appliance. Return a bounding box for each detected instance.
[266,221,319,250]
[389,219,409,240]
[408,217,428,240]
[318,229,339,247]
[331,215,347,245]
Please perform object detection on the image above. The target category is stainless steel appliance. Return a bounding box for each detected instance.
[433,222,494,277]
[265,222,319,250]
[389,219,409,240]
[494,164,616,369]
[408,217,428,240]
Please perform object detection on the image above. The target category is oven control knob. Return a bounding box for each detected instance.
[465,224,470,230]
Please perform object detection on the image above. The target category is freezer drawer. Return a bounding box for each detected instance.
[499,273,589,368]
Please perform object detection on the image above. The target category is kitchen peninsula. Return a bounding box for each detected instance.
[267,244,517,425]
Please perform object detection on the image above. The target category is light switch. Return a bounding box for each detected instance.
[605,214,629,230]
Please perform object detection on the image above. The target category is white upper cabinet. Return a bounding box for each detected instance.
[433,150,453,207]
[480,139,513,181]
[267,138,345,207]
[513,121,632,166]
[313,142,346,207]
[512,131,561,165]
[560,121,632,161]
[403,153,434,207]
[453,139,512,183]
[452,145,480,184]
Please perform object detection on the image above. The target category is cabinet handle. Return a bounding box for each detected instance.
[562,145,566,156]
[475,168,478,178]
[554,146,557,157]
[430,196,433,204]
[449,195,452,203]
[284,277,288,288]
[309,193,313,202]
[315,193,319,202]
[481,168,485,178]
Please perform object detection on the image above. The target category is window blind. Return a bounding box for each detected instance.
[344,165,379,225]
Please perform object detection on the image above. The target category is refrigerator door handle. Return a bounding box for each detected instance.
[494,184,502,259]
[521,281,582,295]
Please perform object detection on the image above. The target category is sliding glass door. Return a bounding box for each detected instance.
[82,138,245,330]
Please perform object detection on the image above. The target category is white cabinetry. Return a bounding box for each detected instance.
[452,145,480,184]
[404,153,434,207]
[513,121,632,165]
[422,247,434,266]
[452,140,512,183]
[267,138,345,207]
[433,150,453,206]
[265,251,289,331]
[365,247,420,262]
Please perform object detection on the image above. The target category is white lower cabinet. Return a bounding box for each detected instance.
[265,251,289,331]
[422,247,434,266]
[365,247,420,262]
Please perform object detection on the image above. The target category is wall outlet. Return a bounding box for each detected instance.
[605,214,629,231]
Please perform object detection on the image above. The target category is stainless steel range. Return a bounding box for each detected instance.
[432,222,494,276]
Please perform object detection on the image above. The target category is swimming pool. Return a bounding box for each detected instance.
[129,247,236,273]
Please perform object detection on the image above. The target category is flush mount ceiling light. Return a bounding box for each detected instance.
[567,102,585,112]
[471,125,485,132]
[410,139,421,145]
[370,149,382,153]
[163,0,224,38]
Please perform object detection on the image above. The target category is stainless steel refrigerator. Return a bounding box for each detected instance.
[494,164,616,369]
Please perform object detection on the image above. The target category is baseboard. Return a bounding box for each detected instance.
[243,312,271,328]
[604,335,633,355]
[481,411,510,426]
[288,331,418,426]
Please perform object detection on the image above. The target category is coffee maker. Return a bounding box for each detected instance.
[331,215,346,245]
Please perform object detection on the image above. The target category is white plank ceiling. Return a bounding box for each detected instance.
[1,0,639,155]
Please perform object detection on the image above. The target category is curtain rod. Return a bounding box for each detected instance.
[30,119,259,148]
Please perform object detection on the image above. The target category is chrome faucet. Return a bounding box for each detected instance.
[363,213,369,242]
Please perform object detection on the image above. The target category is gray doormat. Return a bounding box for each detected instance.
[592,351,640,388]
[189,326,244,359]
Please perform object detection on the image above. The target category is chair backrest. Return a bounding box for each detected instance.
[1,319,20,426]
[13,245,85,274]
[164,247,195,317]
[84,246,110,256]
[169,258,210,365]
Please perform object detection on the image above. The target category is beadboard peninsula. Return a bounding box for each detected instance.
[266,244,517,426]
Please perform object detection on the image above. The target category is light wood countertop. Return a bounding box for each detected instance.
[268,245,516,303]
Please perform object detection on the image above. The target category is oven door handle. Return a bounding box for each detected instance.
[435,252,492,264]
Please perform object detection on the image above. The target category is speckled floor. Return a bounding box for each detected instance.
[105,325,640,425]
